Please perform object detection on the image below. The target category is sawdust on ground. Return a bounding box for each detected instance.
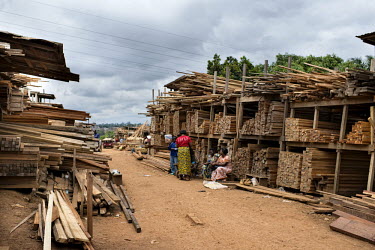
[0,148,373,250]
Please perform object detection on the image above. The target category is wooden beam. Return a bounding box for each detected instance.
[241,63,247,96]
[10,209,37,234]
[368,106,375,191]
[290,108,295,118]
[86,172,93,237]
[213,71,217,94]
[339,105,349,141]
[264,60,268,74]
[313,107,320,129]
[43,192,54,250]
[225,66,229,93]
[334,150,342,194]
[291,96,375,108]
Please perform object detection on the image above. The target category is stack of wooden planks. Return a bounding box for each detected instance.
[300,148,336,193]
[216,115,236,134]
[173,111,186,136]
[250,147,279,187]
[0,135,21,151]
[191,110,210,134]
[241,101,284,136]
[233,147,252,179]
[344,121,371,144]
[329,190,375,244]
[277,151,304,189]
[285,118,339,143]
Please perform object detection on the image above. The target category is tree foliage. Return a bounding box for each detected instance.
[207,53,374,79]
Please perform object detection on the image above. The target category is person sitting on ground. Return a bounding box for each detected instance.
[175,130,192,181]
[202,148,220,180]
[211,148,232,182]
[168,136,178,175]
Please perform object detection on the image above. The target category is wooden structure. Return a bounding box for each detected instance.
[146,55,375,196]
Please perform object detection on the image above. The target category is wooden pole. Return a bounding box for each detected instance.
[370,58,375,72]
[43,192,54,250]
[367,106,375,191]
[86,171,93,237]
[213,71,217,94]
[241,64,247,96]
[225,66,230,93]
[152,89,155,104]
[334,105,348,193]
[313,107,320,129]
[280,57,291,150]
[264,60,268,74]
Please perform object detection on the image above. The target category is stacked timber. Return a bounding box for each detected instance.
[344,121,371,144]
[0,135,21,151]
[197,120,211,134]
[220,116,236,134]
[186,111,193,133]
[192,110,210,134]
[285,118,339,143]
[165,113,173,134]
[300,148,336,193]
[232,147,252,178]
[329,191,375,243]
[8,88,26,112]
[240,101,284,136]
[173,111,186,136]
[0,80,11,111]
[213,113,224,134]
[250,147,279,187]
[276,151,304,189]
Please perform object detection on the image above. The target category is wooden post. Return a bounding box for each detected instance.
[264,60,268,74]
[334,105,348,193]
[280,57,291,150]
[313,107,320,129]
[86,171,93,237]
[210,71,217,122]
[367,106,375,191]
[370,58,375,72]
[152,89,155,104]
[225,66,230,93]
[43,191,54,250]
[290,108,295,118]
[72,149,77,190]
[241,64,247,96]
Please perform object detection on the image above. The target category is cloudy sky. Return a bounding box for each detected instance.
[1,0,374,123]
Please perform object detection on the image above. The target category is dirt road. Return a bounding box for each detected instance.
[0,149,373,249]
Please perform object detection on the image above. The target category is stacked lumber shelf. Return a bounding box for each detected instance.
[300,148,336,193]
[328,191,375,243]
[173,111,186,136]
[240,101,284,136]
[211,113,223,134]
[277,151,304,189]
[250,147,279,187]
[285,118,339,143]
[344,121,371,144]
[186,111,193,133]
[192,110,210,134]
[0,80,11,111]
[8,88,26,112]
[0,135,21,151]
[197,120,211,134]
[233,147,252,178]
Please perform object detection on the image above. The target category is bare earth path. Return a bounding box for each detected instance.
[92,149,373,250]
[0,148,373,249]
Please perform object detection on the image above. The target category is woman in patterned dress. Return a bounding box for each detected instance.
[211,148,232,181]
[176,130,192,180]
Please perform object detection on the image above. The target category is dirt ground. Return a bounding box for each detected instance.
[0,148,374,250]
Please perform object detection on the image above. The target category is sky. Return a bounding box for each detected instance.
[1,0,375,123]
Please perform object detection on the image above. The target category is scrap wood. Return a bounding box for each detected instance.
[236,184,319,203]
[330,217,375,244]
[43,191,54,250]
[9,209,37,234]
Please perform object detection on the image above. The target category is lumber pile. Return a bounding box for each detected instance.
[241,101,284,136]
[277,151,304,189]
[250,147,279,187]
[173,111,186,136]
[232,147,252,179]
[329,191,375,243]
[191,110,210,134]
[300,148,336,193]
[141,155,170,172]
[30,190,93,248]
[344,121,371,144]
[285,118,339,143]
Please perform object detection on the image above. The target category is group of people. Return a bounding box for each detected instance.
[168,130,232,182]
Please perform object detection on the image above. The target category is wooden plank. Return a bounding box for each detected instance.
[119,185,135,212]
[38,203,44,241]
[9,209,37,234]
[43,192,54,250]
[86,172,93,237]
[93,176,120,202]
[55,191,89,242]
[291,96,375,108]
[110,182,132,223]
[53,191,74,241]
[52,219,68,243]
[334,150,342,194]
[236,184,318,203]
[330,217,375,244]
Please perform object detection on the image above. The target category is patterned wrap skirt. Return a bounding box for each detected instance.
[177,147,191,175]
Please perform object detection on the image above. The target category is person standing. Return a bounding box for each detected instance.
[168,136,178,175]
[175,130,192,180]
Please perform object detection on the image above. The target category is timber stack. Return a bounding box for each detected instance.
[276,151,304,189]
[250,147,280,187]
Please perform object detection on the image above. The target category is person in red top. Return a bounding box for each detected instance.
[175,130,192,180]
